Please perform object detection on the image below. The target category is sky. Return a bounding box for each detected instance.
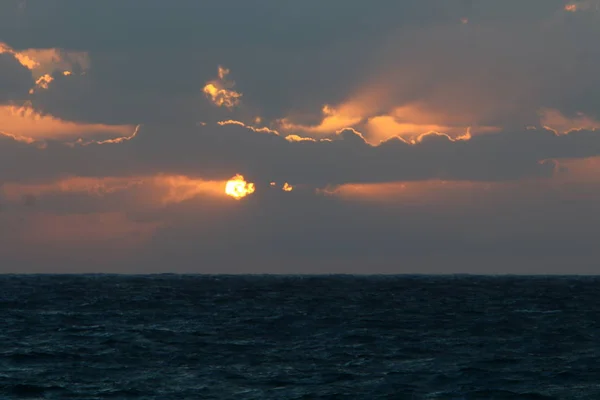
[1,0,600,273]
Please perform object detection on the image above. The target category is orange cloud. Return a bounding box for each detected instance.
[156,175,229,204]
[217,120,279,135]
[69,124,141,146]
[284,134,317,142]
[203,65,242,109]
[28,73,54,94]
[278,97,498,144]
[366,116,456,143]
[564,1,599,12]
[368,104,499,142]
[1,177,142,202]
[217,65,229,80]
[0,104,136,141]
[413,130,472,144]
[316,157,600,207]
[278,104,363,135]
[0,42,89,78]
[0,130,40,146]
[316,181,492,209]
[553,157,600,183]
[317,179,555,211]
[0,173,257,266]
[539,108,600,134]
[1,175,231,207]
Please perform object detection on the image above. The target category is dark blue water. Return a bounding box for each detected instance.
[1,275,599,399]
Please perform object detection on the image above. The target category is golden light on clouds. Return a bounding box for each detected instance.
[539,108,600,133]
[278,96,497,144]
[0,42,89,78]
[556,157,600,184]
[158,175,227,204]
[1,177,142,201]
[217,119,279,135]
[270,182,294,191]
[0,42,36,70]
[564,1,600,12]
[362,103,500,143]
[218,65,230,80]
[278,104,362,135]
[285,134,317,142]
[225,174,255,199]
[0,130,38,146]
[0,104,135,141]
[366,116,455,143]
[29,73,54,94]
[1,175,231,208]
[203,65,242,109]
[412,130,472,144]
[317,181,498,208]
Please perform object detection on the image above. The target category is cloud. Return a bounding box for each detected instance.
[278,104,363,136]
[0,174,230,215]
[1,150,600,273]
[0,104,136,141]
[88,173,600,273]
[564,1,600,12]
[2,1,600,272]
[203,66,242,109]
[0,51,33,102]
[0,41,88,78]
[1,1,596,135]
[539,108,600,133]
[2,121,600,188]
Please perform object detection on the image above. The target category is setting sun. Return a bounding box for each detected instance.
[225,174,255,199]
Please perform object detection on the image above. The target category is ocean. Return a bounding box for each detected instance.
[0,275,599,399]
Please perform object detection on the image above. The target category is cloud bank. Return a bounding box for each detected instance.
[1,0,600,273]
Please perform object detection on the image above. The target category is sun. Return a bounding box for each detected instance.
[225,174,255,199]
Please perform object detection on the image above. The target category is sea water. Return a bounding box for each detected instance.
[1,275,599,399]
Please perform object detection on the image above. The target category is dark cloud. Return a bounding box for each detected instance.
[2,175,600,274]
[5,0,594,129]
[0,0,452,51]
[2,0,600,273]
[2,123,600,185]
[0,52,32,103]
[141,188,600,274]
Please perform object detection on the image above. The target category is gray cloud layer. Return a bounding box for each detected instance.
[2,0,600,273]
[2,123,600,185]
[2,175,600,274]
[0,52,32,103]
[3,0,598,128]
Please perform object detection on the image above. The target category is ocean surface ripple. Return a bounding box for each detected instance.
[1,275,599,399]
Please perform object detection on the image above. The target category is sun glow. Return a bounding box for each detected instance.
[225,174,255,199]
